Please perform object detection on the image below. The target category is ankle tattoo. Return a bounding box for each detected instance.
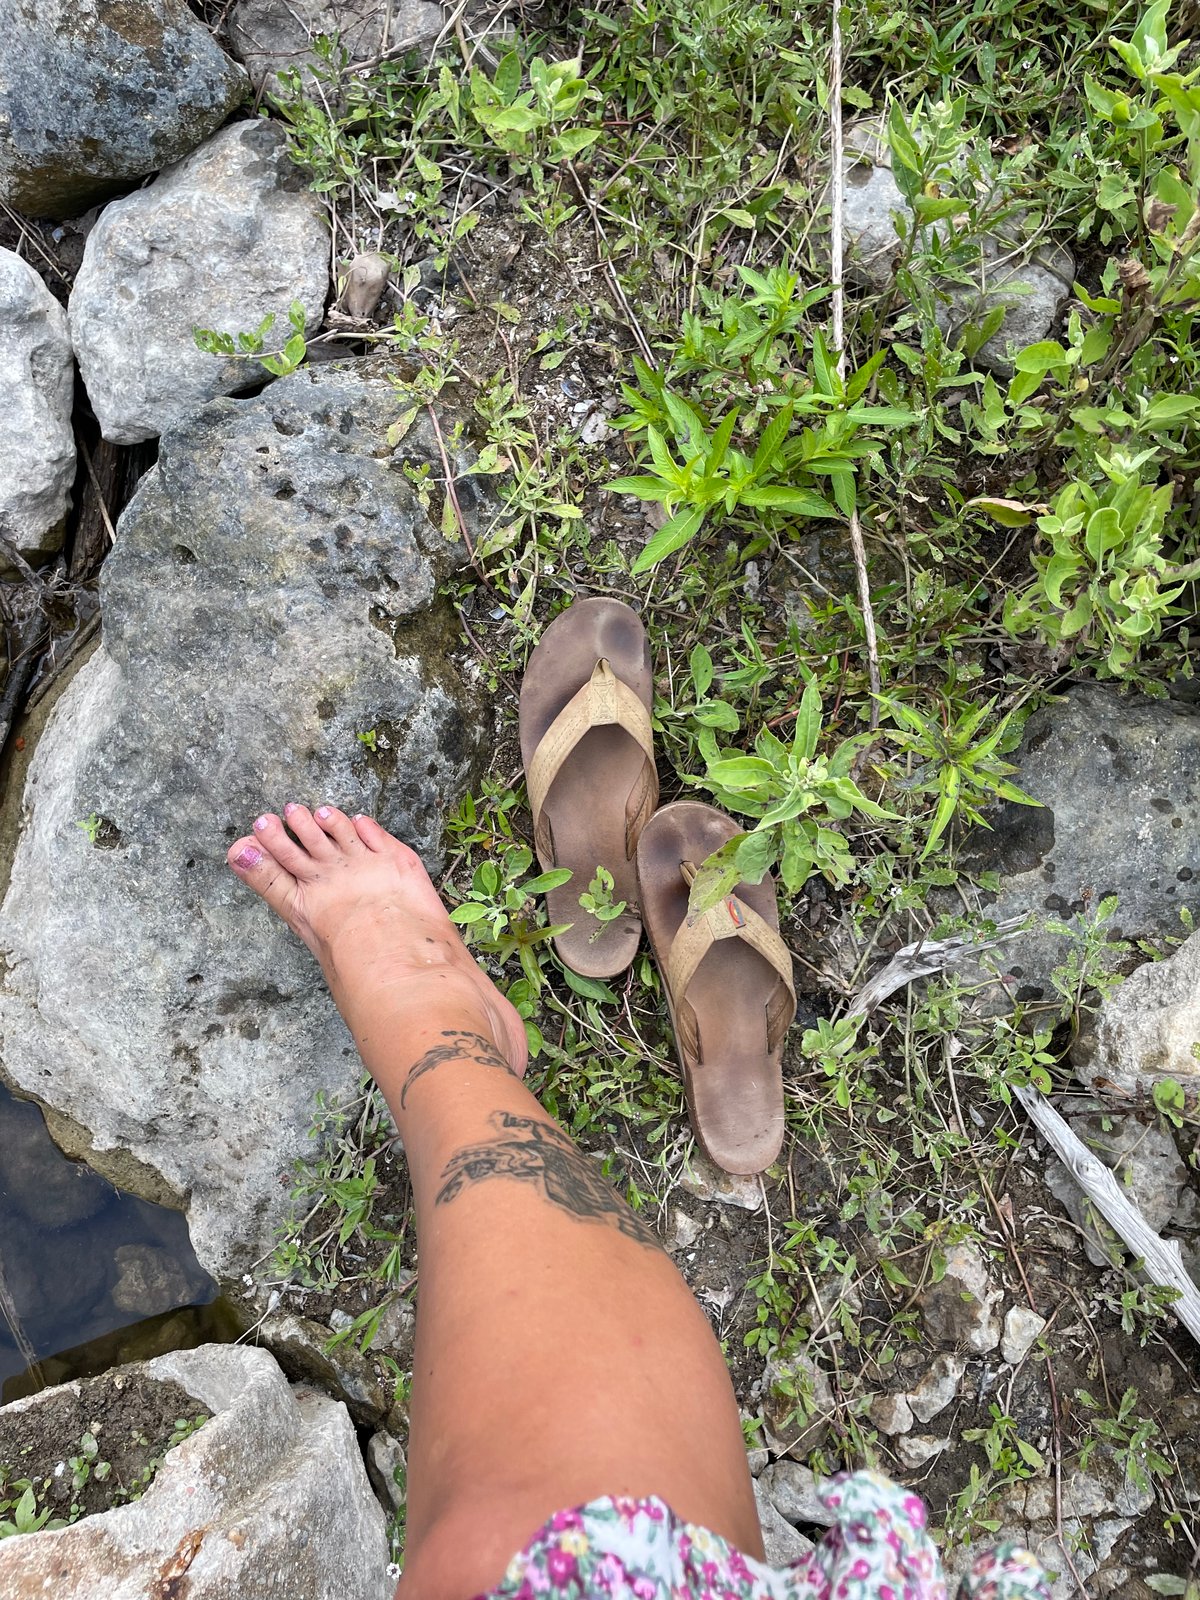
[400,1031,518,1109]
[435,1110,660,1250]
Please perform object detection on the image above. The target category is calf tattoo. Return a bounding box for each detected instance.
[400,1030,518,1109]
[435,1110,660,1249]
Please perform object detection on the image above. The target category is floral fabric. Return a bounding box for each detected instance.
[478,1470,1049,1600]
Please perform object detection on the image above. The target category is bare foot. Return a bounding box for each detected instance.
[226,805,528,1088]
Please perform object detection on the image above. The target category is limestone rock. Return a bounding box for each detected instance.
[1001,1306,1047,1366]
[758,1461,837,1527]
[111,1243,198,1318]
[0,362,485,1281]
[752,1479,816,1566]
[261,1313,389,1427]
[894,1433,950,1470]
[366,1429,406,1513]
[0,1,246,220]
[1075,929,1200,1097]
[230,0,445,92]
[69,120,328,444]
[959,686,1200,1014]
[906,1353,965,1424]
[0,250,75,569]
[0,1344,391,1599]
[1045,1110,1188,1268]
[680,1153,763,1211]
[868,1391,914,1436]
[762,1351,834,1457]
[837,121,1073,376]
[919,1242,1002,1352]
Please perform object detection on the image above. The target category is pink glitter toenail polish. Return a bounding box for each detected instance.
[316,806,332,819]
[284,802,298,816]
[235,846,263,868]
[253,815,270,832]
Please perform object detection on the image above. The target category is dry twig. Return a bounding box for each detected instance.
[828,5,881,727]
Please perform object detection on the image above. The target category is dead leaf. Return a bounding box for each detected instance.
[966,496,1049,528]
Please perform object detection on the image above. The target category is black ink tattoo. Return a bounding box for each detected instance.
[400,1030,518,1109]
[435,1110,661,1249]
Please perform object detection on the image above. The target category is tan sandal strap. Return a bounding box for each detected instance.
[527,657,656,840]
[667,865,796,1055]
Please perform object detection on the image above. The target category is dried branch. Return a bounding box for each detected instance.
[828,5,881,727]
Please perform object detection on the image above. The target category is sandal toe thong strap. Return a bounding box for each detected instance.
[527,657,658,859]
[668,863,797,1056]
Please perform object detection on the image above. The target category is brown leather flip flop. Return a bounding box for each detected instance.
[637,801,796,1174]
[519,597,658,977]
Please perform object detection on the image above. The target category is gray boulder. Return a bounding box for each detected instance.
[231,0,445,92]
[0,1344,392,1599]
[1075,929,1200,1098]
[837,121,1073,375]
[69,120,328,444]
[0,0,246,220]
[0,361,485,1281]
[0,250,75,569]
[961,686,1200,1014]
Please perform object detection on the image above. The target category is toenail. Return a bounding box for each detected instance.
[316,806,332,819]
[235,846,263,869]
[284,802,299,816]
[253,815,270,832]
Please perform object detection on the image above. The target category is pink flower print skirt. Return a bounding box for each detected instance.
[475,1470,1049,1600]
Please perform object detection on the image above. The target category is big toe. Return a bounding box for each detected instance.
[227,834,301,928]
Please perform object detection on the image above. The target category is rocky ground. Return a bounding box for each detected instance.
[0,1,1199,1598]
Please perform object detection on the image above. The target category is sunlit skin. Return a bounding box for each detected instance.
[227,802,763,1600]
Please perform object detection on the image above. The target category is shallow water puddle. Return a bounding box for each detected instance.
[0,1082,218,1398]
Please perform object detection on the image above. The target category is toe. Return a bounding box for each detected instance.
[251,812,320,877]
[353,812,417,865]
[314,804,365,853]
[227,835,301,923]
[283,802,335,858]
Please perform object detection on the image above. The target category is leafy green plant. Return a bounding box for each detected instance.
[577,867,628,936]
[879,694,1040,858]
[0,1481,62,1540]
[1001,453,1188,674]
[193,299,310,377]
[686,679,896,909]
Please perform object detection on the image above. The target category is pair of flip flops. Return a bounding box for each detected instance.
[519,598,796,1175]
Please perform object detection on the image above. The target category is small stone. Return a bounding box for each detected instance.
[230,0,445,91]
[260,1313,389,1426]
[746,1446,769,1478]
[1076,929,1200,1097]
[0,250,76,570]
[1001,1306,1047,1366]
[668,1208,702,1251]
[919,1242,1002,1353]
[752,1480,817,1566]
[373,1297,415,1354]
[762,1351,834,1458]
[366,1429,407,1513]
[759,1461,837,1527]
[580,410,610,445]
[69,121,328,444]
[894,1434,951,1470]
[907,1354,965,1424]
[869,1392,914,1436]
[110,1243,197,1318]
[340,253,390,320]
[680,1154,763,1211]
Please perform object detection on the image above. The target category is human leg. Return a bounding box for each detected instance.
[228,806,762,1600]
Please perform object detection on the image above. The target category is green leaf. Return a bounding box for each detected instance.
[692,700,741,731]
[1085,507,1124,560]
[690,643,714,700]
[792,679,822,762]
[1043,552,1082,608]
[524,868,574,894]
[631,505,706,574]
[1013,340,1067,374]
[552,127,601,158]
[449,903,491,923]
[606,475,678,504]
[750,401,795,476]
[703,756,777,788]
[493,51,522,103]
[738,485,837,516]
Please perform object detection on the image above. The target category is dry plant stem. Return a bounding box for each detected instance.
[1013,1084,1200,1346]
[827,7,881,728]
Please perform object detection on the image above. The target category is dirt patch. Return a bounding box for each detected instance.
[0,1369,207,1528]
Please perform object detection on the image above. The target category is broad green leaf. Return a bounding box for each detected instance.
[751,401,795,476]
[524,868,574,894]
[689,643,714,700]
[693,700,741,731]
[605,475,678,504]
[1085,507,1124,560]
[738,486,837,516]
[703,756,777,788]
[449,903,491,923]
[631,505,705,573]
[1013,340,1067,374]
[552,128,601,158]
[493,51,522,103]
[792,679,822,761]
[1044,552,1082,608]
